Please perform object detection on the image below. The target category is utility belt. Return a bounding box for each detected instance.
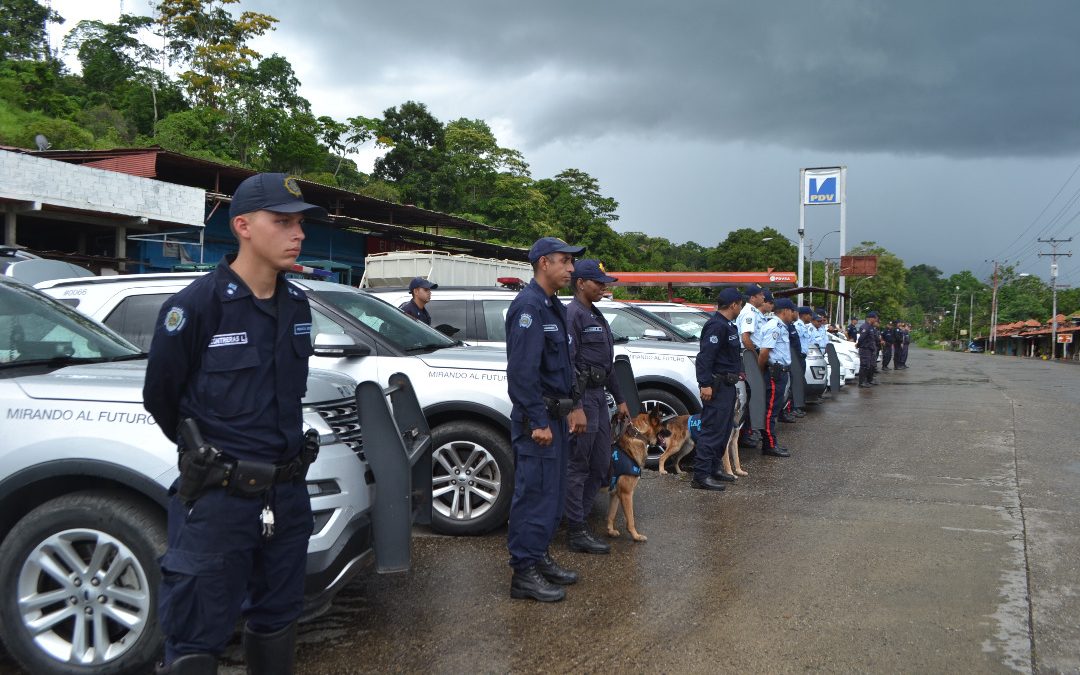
[521,395,575,428]
[177,428,320,504]
[767,364,790,380]
[711,372,741,387]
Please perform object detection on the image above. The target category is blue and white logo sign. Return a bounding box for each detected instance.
[803,168,842,205]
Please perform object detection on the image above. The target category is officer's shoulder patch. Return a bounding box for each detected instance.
[163,306,186,334]
[709,335,719,343]
[519,313,533,328]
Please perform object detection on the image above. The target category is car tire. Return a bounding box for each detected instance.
[429,421,514,536]
[638,387,690,471]
[0,491,166,675]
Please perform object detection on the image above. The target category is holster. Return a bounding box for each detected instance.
[768,364,786,380]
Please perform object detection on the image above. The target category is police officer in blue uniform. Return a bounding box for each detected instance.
[144,173,326,674]
[881,319,897,370]
[564,259,629,554]
[399,277,438,324]
[757,298,797,457]
[857,311,881,387]
[505,236,585,602]
[846,317,858,342]
[692,287,745,490]
[896,322,911,368]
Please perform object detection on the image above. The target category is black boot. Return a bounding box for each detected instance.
[858,372,871,388]
[156,654,218,675]
[567,523,611,554]
[510,565,566,602]
[243,622,297,675]
[536,551,578,585]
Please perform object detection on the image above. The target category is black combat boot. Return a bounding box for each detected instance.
[156,654,218,674]
[536,551,579,585]
[567,523,611,554]
[510,565,566,602]
[858,372,871,388]
[243,622,297,675]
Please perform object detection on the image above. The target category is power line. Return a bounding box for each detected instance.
[993,161,1080,260]
[1038,237,1073,358]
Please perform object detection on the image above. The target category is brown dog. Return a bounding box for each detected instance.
[606,410,665,542]
[657,382,749,476]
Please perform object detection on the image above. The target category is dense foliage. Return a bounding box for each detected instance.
[1,0,1075,324]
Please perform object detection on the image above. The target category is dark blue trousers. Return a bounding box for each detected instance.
[159,480,312,663]
[882,343,894,367]
[508,417,569,570]
[694,383,736,481]
[761,371,788,449]
[564,392,610,527]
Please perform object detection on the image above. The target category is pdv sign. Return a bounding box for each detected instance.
[803,168,842,205]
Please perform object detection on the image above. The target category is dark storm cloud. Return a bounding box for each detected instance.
[255,0,1080,157]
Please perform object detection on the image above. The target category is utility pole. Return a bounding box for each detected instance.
[989,261,999,354]
[952,286,960,346]
[1038,238,1073,359]
[969,291,974,347]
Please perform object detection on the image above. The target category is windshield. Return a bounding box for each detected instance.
[311,289,457,352]
[602,306,695,341]
[641,309,711,338]
[0,279,142,367]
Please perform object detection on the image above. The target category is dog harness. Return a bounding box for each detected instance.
[609,446,642,491]
[687,413,702,442]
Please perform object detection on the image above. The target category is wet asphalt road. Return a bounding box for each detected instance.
[280,349,1078,674]
[3,349,1078,674]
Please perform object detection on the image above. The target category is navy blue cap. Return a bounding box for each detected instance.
[230,173,327,220]
[774,298,797,311]
[813,312,825,320]
[716,287,742,305]
[408,277,438,291]
[762,290,775,303]
[866,311,878,318]
[571,259,618,283]
[797,305,812,315]
[744,284,764,298]
[528,237,585,263]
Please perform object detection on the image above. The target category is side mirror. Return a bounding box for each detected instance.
[434,323,460,337]
[642,328,670,340]
[313,333,372,358]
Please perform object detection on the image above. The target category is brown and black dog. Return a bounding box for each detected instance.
[655,382,748,477]
[606,410,667,542]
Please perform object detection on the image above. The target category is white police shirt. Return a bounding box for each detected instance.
[737,302,762,341]
[758,317,792,366]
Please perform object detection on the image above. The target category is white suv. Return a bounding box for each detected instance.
[370,287,706,419]
[39,274,520,536]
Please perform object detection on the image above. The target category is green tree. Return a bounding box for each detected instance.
[373,101,447,207]
[0,0,62,61]
[155,0,277,109]
[706,227,797,272]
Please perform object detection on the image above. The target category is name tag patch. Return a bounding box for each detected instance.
[294,322,312,336]
[543,324,559,332]
[583,326,604,333]
[208,332,248,348]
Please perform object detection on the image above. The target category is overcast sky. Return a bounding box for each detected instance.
[47,0,1080,284]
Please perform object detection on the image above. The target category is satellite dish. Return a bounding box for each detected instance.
[35,134,50,151]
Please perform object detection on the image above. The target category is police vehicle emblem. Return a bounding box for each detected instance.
[163,306,186,333]
[284,175,303,197]
[709,335,718,343]
[519,313,533,328]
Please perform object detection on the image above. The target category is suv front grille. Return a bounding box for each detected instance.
[313,397,364,461]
